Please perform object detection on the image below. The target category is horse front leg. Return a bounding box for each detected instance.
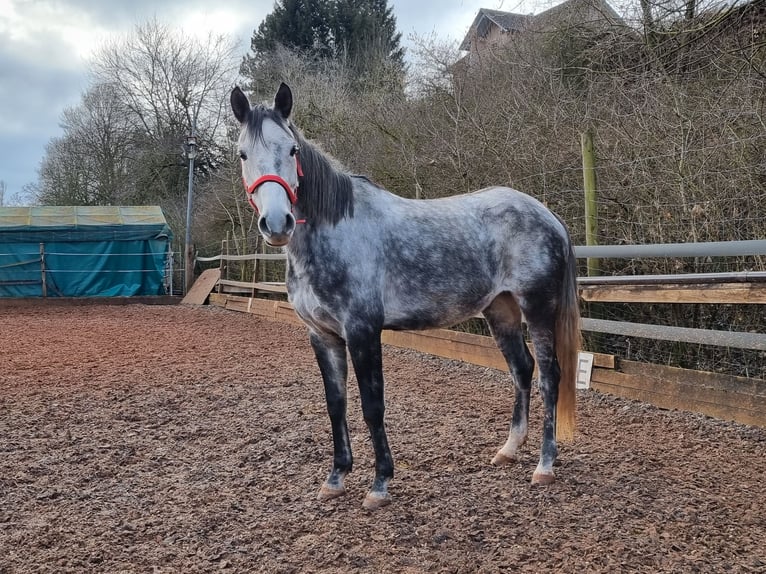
[346,325,393,510]
[310,331,352,501]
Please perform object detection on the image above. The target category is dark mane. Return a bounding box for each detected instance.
[245,105,354,226]
[289,126,355,226]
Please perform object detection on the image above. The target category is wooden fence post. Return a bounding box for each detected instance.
[581,129,600,277]
[217,237,226,295]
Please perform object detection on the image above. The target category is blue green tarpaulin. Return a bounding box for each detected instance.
[0,206,172,298]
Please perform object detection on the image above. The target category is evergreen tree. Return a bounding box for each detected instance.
[241,0,405,90]
[248,0,333,59]
[332,0,404,73]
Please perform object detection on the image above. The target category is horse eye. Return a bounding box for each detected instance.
[239,151,248,161]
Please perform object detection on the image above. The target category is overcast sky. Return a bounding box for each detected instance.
[0,0,542,204]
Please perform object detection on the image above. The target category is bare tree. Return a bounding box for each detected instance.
[35,83,135,205]
[93,20,238,151]
[37,135,93,205]
[36,18,240,257]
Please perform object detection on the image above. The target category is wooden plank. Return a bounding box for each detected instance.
[218,279,287,292]
[383,329,508,371]
[619,359,765,398]
[208,294,300,324]
[217,279,287,294]
[224,297,252,314]
[208,292,227,307]
[591,362,766,427]
[253,282,288,294]
[208,294,615,369]
[181,268,221,305]
[218,279,255,289]
[274,300,303,325]
[242,297,277,320]
[197,253,287,262]
[216,276,766,304]
[382,328,615,370]
[579,282,766,304]
[242,298,273,318]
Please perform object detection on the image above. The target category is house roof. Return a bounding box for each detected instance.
[534,0,623,28]
[458,8,531,50]
[459,0,623,51]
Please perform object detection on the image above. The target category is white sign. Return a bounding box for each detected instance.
[576,352,595,390]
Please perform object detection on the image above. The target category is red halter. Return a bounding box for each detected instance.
[243,174,297,210]
[242,154,304,218]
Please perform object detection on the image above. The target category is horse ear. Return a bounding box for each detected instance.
[231,86,250,124]
[274,82,293,120]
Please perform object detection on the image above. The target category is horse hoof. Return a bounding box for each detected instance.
[531,471,555,485]
[317,483,346,501]
[491,451,516,466]
[362,492,391,511]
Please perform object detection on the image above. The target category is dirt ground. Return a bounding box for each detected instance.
[0,303,764,573]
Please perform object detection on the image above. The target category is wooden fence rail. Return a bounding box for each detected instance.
[191,240,766,428]
[197,250,766,350]
[203,292,765,428]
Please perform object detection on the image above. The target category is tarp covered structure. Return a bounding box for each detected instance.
[0,206,172,297]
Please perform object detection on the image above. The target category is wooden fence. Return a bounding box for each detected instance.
[195,243,766,428]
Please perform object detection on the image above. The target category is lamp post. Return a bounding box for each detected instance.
[184,132,198,294]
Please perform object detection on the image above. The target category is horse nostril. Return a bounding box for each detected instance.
[258,216,271,237]
[284,213,296,235]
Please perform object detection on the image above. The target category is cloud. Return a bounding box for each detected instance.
[0,2,91,196]
[0,0,499,201]
[0,1,109,63]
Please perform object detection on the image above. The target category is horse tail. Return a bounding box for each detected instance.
[555,239,581,443]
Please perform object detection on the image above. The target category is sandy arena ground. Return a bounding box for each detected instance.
[0,303,764,573]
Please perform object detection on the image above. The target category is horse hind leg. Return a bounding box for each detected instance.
[524,305,561,486]
[483,293,535,467]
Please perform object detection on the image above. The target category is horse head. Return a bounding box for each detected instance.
[231,83,302,247]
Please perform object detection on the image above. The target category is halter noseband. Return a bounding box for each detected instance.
[243,174,298,210]
[242,150,304,216]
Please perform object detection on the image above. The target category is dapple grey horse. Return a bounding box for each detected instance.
[231,83,581,510]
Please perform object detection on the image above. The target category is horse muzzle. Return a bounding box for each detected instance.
[258,211,296,247]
